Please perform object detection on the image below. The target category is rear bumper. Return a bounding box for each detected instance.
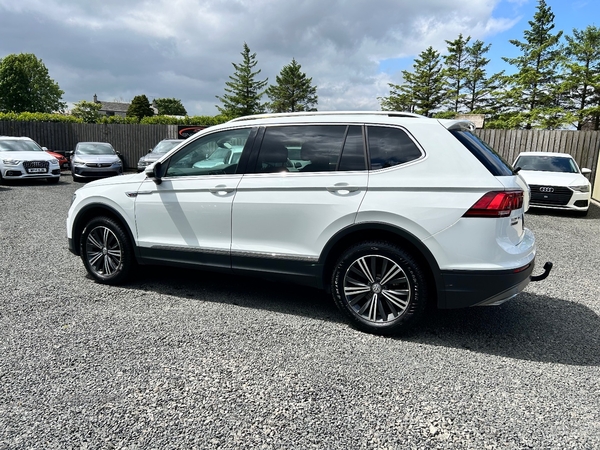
[441,262,535,309]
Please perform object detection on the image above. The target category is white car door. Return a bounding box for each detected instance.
[134,128,254,269]
[231,125,368,277]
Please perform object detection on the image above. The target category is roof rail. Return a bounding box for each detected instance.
[228,111,425,123]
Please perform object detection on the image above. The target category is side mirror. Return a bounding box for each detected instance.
[148,148,153,154]
[42,146,48,151]
[66,151,74,158]
[146,161,167,184]
[581,168,592,175]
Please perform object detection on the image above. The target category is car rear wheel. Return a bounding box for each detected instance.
[80,217,134,284]
[332,241,428,335]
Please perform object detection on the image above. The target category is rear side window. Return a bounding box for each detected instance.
[451,130,514,176]
[367,126,423,170]
[253,125,367,173]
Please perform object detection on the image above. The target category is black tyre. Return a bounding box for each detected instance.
[80,217,135,284]
[332,241,428,335]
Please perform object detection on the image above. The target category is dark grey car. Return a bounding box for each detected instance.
[137,139,181,172]
[71,142,123,182]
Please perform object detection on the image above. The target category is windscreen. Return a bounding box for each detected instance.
[514,155,578,173]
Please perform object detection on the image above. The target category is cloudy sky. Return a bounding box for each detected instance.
[0,0,596,115]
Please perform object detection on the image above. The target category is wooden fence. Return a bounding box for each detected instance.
[0,121,179,170]
[1,122,599,196]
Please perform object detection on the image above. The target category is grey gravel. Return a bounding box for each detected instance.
[1,176,599,449]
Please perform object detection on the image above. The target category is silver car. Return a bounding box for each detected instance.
[137,139,181,172]
[71,142,123,182]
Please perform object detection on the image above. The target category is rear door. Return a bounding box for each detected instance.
[231,124,368,278]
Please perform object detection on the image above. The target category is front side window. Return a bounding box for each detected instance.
[252,125,366,173]
[165,128,252,177]
[367,126,423,170]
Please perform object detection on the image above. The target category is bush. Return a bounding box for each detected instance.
[0,112,82,122]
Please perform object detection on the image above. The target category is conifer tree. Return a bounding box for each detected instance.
[444,34,470,113]
[462,40,503,113]
[501,0,564,128]
[380,47,446,116]
[266,59,317,112]
[216,43,268,118]
[562,25,600,130]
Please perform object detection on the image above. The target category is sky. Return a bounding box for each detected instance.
[0,0,597,116]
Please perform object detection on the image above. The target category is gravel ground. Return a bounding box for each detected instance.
[1,175,599,449]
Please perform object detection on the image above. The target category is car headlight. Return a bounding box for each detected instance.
[571,185,590,193]
[49,158,59,165]
[72,158,86,166]
[113,160,123,166]
[2,159,21,165]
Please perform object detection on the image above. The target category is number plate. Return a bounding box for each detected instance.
[27,168,47,173]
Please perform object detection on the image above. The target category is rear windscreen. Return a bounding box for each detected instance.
[450,130,514,176]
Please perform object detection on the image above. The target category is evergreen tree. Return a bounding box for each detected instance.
[0,53,65,113]
[153,98,187,116]
[462,40,503,113]
[127,95,154,120]
[216,43,268,118]
[444,34,470,113]
[562,25,600,130]
[381,47,446,116]
[266,59,317,112]
[501,0,564,128]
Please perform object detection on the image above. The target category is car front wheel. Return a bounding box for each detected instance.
[80,217,134,284]
[332,241,428,335]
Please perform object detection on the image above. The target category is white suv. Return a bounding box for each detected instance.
[67,112,551,334]
[0,136,61,184]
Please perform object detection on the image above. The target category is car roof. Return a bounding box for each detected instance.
[0,136,34,141]
[224,111,475,131]
[516,152,573,158]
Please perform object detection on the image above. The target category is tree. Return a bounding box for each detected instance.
[265,59,318,112]
[501,0,564,128]
[216,43,268,118]
[153,97,187,116]
[462,40,503,113]
[380,47,446,116]
[562,25,600,130]
[0,53,65,113]
[126,95,154,120]
[71,100,102,123]
[444,34,470,113]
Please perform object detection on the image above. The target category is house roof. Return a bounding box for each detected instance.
[97,101,130,113]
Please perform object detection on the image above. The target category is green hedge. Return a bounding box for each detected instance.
[0,112,231,125]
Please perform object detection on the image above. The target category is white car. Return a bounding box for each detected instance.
[67,112,551,335]
[0,136,61,184]
[514,152,592,216]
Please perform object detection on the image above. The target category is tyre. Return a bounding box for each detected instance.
[332,241,428,335]
[80,217,135,284]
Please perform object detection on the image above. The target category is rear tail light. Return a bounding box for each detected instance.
[463,190,524,218]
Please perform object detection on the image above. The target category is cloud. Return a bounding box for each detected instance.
[0,0,518,114]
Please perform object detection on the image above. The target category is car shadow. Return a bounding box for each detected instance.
[125,266,600,367]
[526,201,600,219]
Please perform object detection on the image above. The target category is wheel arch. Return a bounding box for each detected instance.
[71,204,137,258]
[319,223,444,308]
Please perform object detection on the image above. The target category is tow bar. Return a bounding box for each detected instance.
[531,262,553,282]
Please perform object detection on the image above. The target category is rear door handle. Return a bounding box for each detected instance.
[326,183,360,193]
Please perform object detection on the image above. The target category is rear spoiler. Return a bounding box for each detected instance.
[439,119,476,132]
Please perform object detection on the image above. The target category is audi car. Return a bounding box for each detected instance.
[514,152,591,216]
